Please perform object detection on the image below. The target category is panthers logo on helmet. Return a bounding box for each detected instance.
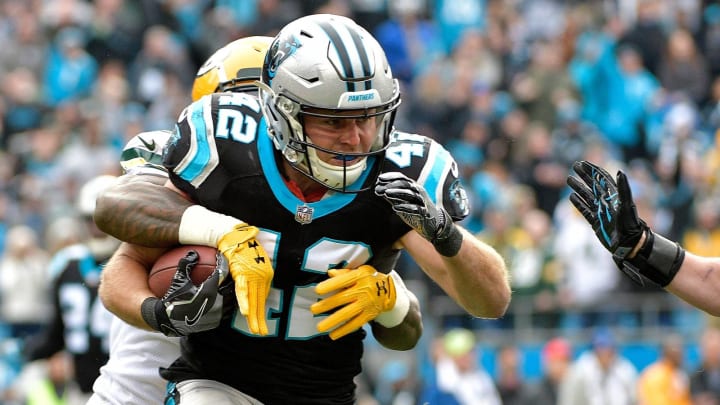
[165,125,182,163]
[263,34,302,85]
[449,180,470,217]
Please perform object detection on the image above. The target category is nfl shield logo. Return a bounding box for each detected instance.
[295,205,314,224]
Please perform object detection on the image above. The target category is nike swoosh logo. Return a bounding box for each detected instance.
[184,298,209,326]
[138,136,156,151]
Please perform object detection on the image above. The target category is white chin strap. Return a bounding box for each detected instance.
[305,147,367,190]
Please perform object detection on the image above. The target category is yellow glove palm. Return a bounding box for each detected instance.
[217,224,273,335]
[311,265,396,340]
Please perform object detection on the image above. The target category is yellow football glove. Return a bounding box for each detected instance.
[217,224,273,335]
[311,265,397,340]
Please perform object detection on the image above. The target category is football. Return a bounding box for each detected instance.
[148,245,220,298]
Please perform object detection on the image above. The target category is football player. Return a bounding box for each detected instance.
[87,36,273,405]
[95,14,510,404]
[23,175,117,402]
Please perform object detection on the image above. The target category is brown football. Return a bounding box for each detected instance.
[148,245,219,298]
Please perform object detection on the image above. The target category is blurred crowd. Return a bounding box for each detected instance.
[3,0,720,403]
[358,325,720,405]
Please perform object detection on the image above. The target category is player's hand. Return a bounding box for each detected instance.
[375,172,462,257]
[567,160,647,259]
[217,224,273,335]
[311,265,397,340]
[144,250,228,337]
[568,160,686,287]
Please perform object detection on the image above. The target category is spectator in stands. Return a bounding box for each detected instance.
[602,43,660,162]
[419,328,502,405]
[0,5,48,78]
[0,225,51,340]
[374,0,444,86]
[701,77,720,141]
[553,195,621,328]
[43,27,98,106]
[637,333,691,405]
[523,337,573,405]
[511,121,568,216]
[445,118,488,181]
[568,25,615,131]
[372,359,417,405]
[510,208,562,329]
[691,327,720,404]
[617,0,668,76]
[700,4,720,78]
[510,40,576,130]
[84,0,145,66]
[127,25,194,108]
[1,68,47,149]
[495,343,530,405]
[24,351,84,405]
[682,197,720,258]
[658,28,709,106]
[654,101,709,241]
[440,29,503,93]
[558,328,639,405]
[432,0,486,55]
[401,66,449,140]
[550,100,604,170]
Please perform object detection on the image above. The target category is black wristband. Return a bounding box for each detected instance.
[433,223,463,257]
[626,231,685,287]
[141,297,162,331]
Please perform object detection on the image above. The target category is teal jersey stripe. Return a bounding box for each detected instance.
[422,142,451,205]
[178,99,213,183]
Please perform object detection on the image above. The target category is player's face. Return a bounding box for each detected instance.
[302,109,379,167]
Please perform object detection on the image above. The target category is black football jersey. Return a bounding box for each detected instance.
[24,245,113,393]
[160,92,469,404]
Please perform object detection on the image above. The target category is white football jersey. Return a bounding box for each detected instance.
[88,130,179,404]
[119,130,173,176]
[88,318,180,404]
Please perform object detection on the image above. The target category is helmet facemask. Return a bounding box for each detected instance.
[259,83,400,193]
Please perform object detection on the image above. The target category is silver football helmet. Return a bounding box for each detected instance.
[258,14,401,193]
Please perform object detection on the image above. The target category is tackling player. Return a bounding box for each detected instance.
[95,14,510,404]
[87,36,273,405]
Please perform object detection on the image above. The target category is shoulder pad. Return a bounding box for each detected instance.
[165,92,263,192]
[383,131,470,220]
[47,244,92,280]
[120,130,172,174]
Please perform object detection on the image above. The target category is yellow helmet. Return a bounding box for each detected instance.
[191,36,273,101]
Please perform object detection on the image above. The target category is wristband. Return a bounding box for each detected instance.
[432,221,463,257]
[179,205,244,246]
[623,231,685,287]
[374,270,412,328]
[141,297,162,331]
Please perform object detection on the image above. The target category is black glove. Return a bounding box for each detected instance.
[567,160,685,287]
[142,250,229,336]
[375,172,463,257]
